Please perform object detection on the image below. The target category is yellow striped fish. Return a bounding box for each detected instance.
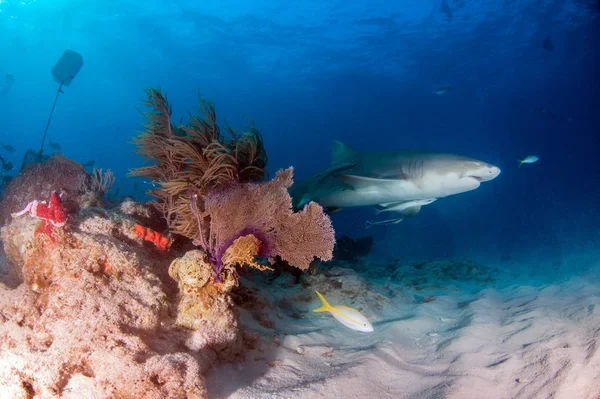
[313,291,373,332]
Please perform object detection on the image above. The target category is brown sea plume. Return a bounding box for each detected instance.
[129,88,267,241]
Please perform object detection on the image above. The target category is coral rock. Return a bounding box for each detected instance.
[169,250,213,291]
[0,202,246,398]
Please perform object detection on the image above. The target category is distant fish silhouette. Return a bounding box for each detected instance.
[518,155,539,167]
[1,144,15,153]
[0,155,13,171]
[543,36,554,51]
[1,74,15,96]
[366,218,404,229]
[49,141,62,151]
[440,0,453,20]
[83,160,96,168]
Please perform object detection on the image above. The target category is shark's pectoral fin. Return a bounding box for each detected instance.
[400,205,422,218]
[324,207,342,214]
[335,174,401,190]
[375,200,410,215]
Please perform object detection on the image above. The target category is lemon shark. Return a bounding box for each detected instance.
[293,141,501,213]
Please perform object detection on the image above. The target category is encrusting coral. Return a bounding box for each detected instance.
[0,154,110,228]
[11,191,69,245]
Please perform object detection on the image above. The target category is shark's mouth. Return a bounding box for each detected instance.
[463,175,484,183]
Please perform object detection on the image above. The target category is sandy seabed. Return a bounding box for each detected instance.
[207,267,600,399]
[2,236,599,399]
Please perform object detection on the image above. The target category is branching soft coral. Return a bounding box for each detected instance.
[129,88,267,240]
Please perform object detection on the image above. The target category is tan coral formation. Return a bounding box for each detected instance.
[167,249,243,361]
[221,234,268,272]
[0,203,244,398]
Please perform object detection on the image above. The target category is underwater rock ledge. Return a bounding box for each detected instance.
[0,198,247,398]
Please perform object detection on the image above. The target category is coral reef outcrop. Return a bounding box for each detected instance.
[0,199,243,398]
[0,89,339,398]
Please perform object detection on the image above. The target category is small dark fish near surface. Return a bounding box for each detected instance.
[1,74,15,96]
[1,144,15,153]
[440,0,453,20]
[49,141,61,151]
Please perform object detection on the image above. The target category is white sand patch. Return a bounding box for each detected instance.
[207,276,600,398]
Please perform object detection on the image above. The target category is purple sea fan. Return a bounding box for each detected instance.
[203,167,335,273]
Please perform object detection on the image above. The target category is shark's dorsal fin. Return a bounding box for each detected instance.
[331,140,359,165]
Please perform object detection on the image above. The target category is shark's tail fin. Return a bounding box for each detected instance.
[365,220,373,229]
[313,291,333,313]
[518,160,523,168]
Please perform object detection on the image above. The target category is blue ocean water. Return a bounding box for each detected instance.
[0,2,598,278]
[13,3,599,269]
[0,2,597,271]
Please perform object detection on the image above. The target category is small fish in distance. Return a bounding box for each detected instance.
[518,155,539,168]
[1,144,15,153]
[49,141,61,151]
[365,218,404,229]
